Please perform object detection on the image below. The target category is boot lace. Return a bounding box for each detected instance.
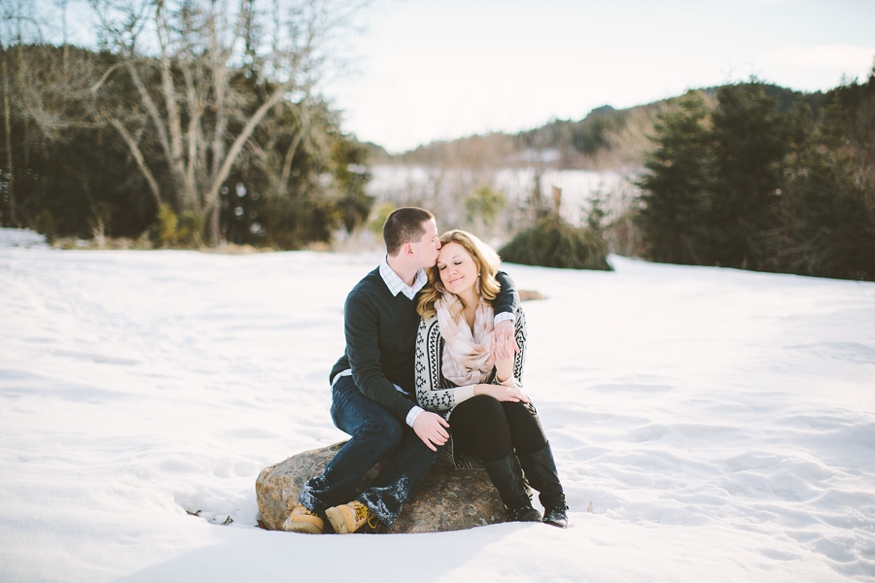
[367,515,382,532]
[354,502,370,522]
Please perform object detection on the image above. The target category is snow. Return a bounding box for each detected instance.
[0,228,49,249]
[367,165,628,228]
[1,227,874,582]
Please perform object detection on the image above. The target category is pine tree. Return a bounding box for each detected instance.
[636,91,716,264]
[766,101,875,279]
[708,81,790,268]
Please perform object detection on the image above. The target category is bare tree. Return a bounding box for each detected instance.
[89,0,363,244]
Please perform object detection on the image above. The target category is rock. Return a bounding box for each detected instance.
[519,289,545,301]
[256,441,509,533]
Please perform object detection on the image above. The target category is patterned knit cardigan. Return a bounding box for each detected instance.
[414,307,531,469]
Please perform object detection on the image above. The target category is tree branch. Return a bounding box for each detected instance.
[109,116,163,208]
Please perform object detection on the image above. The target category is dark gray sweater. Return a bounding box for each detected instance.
[330,268,519,421]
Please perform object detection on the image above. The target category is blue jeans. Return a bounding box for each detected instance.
[299,375,440,527]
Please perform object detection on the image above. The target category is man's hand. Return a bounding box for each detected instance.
[492,319,519,361]
[412,411,450,452]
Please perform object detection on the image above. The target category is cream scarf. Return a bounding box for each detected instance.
[435,294,495,386]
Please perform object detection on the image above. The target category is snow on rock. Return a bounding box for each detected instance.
[0,245,873,582]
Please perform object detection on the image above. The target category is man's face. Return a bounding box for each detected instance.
[412,219,441,268]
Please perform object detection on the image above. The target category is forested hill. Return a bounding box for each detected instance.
[375,75,875,281]
[385,82,833,170]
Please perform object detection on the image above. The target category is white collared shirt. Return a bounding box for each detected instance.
[379,255,427,300]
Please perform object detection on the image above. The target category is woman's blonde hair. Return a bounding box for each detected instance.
[417,229,502,319]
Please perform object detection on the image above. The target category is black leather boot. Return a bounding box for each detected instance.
[482,452,541,522]
[518,442,568,528]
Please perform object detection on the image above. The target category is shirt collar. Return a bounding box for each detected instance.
[379,256,427,300]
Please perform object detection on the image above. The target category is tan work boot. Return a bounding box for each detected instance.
[281,504,324,534]
[325,500,381,534]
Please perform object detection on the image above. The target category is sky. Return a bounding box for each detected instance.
[26,0,875,154]
[323,0,875,152]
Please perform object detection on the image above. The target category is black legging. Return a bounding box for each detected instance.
[448,395,547,462]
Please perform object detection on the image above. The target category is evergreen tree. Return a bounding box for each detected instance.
[708,81,790,268]
[636,75,875,281]
[636,91,716,264]
[499,216,612,271]
[765,100,875,279]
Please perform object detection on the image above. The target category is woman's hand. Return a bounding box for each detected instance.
[490,330,515,382]
[474,384,529,403]
[492,321,519,360]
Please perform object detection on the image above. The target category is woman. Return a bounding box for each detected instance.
[414,229,568,527]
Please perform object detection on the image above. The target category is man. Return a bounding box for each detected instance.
[284,207,519,534]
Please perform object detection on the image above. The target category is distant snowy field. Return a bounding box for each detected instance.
[1,228,873,582]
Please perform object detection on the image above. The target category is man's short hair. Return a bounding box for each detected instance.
[383,207,434,256]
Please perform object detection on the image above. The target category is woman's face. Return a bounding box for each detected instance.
[437,241,479,298]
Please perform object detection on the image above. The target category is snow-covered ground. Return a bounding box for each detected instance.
[367,165,632,230]
[1,228,873,582]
